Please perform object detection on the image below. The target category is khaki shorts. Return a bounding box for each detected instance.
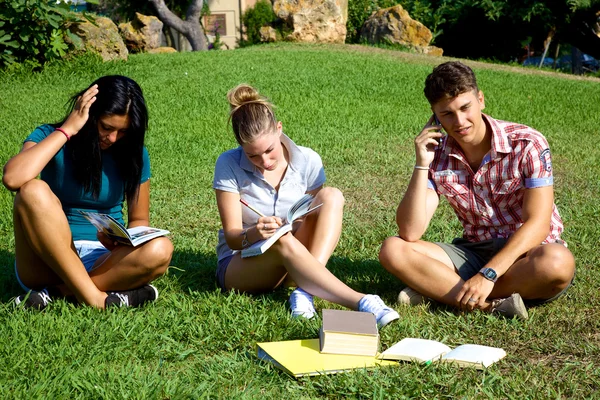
[436,238,573,305]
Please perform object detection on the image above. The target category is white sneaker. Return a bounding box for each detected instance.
[289,288,316,319]
[397,287,430,306]
[358,294,400,328]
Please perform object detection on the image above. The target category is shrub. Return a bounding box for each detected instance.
[241,0,277,46]
[0,0,85,69]
[346,0,447,44]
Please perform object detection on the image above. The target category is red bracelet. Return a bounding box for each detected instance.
[55,127,70,141]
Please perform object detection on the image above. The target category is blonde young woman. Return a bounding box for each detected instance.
[213,84,399,327]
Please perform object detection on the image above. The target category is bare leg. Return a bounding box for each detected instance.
[378,236,488,307]
[379,236,575,309]
[293,187,344,265]
[14,180,107,307]
[88,237,173,291]
[225,233,363,310]
[488,243,574,300]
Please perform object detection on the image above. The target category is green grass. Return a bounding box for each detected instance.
[0,43,599,398]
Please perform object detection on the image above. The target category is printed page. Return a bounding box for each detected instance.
[128,226,171,247]
[379,338,451,363]
[441,344,506,368]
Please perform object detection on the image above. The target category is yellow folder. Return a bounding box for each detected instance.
[256,338,396,378]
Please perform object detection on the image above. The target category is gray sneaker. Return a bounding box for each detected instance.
[490,293,529,320]
[397,287,431,306]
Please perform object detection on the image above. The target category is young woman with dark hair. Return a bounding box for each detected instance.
[3,75,173,310]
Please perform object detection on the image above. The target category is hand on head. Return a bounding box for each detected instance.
[60,84,99,137]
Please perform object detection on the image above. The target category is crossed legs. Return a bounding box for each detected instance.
[13,180,173,308]
[224,187,364,309]
[379,236,575,310]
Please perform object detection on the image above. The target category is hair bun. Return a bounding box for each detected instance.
[227,84,263,109]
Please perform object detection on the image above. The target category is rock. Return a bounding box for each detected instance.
[67,16,128,61]
[148,47,178,54]
[259,26,278,42]
[273,0,347,44]
[360,5,443,56]
[119,13,164,53]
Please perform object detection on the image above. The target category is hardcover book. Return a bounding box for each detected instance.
[319,309,379,356]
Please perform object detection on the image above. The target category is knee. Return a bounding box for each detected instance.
[379,236,408,273]
[140,237,174,279]
[315,187,344,209]
[270,232,302,260]
[15,180,59,211]
[533,245,575,286]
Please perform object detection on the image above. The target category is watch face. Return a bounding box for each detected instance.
[483,268,497,280]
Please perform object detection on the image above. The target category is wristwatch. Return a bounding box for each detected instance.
[479,267,498,283]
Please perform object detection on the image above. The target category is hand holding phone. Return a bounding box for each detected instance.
[414,114,445,168]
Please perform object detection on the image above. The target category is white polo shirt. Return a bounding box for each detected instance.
[213,134,326,261]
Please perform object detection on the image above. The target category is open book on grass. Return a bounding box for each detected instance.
[241,194,322,258]
[79,211,169,247]
[378,338,506,369]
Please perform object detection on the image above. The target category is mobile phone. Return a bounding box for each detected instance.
[432,114,445,134]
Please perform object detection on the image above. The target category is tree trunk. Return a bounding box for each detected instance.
[148,0,208,51]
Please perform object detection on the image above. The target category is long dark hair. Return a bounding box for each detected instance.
[54,75,148,202]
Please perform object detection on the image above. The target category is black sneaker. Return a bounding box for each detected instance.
[15,289,52,310]
[105,284,159,308]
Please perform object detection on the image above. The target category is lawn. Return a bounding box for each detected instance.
[0,43,599,398]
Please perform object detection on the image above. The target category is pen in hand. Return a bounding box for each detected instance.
[240,198,266,218]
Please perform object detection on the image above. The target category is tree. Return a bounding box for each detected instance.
[396,0,600,61]
[148,0,208,51]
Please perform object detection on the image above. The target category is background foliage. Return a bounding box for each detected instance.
[0,44,599,397]
[241,0,279,46]
[0,0,86,69]
[345,0,600,61]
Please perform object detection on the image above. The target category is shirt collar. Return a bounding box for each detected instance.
[238,133,307,173]
[441,113,512,159]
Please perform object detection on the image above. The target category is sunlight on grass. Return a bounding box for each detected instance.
[0,44,599,398]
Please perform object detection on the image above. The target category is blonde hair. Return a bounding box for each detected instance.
[227,84,277,145]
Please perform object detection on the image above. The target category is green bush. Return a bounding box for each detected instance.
[346,0,378,43]
[0,0,84,69]
[346,0,447,44]
[241,0,277,46]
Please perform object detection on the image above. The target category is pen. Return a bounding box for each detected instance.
[239,198,266,218]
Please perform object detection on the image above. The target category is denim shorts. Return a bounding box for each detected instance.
[15,240,110,292]
[215,254,234,292]
[436,238,573,305]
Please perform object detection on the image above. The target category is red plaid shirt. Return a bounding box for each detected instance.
[428,114,565,245]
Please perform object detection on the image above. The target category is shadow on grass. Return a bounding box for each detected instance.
[0,247,419,310]
[0,249,23,303]
[168,251,412,306]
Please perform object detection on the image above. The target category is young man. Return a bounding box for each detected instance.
[379,61,575,319]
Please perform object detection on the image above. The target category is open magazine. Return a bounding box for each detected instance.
[79,211,170,247]
[241,194,322,258]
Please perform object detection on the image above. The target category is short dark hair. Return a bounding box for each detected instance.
[424,61,479,105]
